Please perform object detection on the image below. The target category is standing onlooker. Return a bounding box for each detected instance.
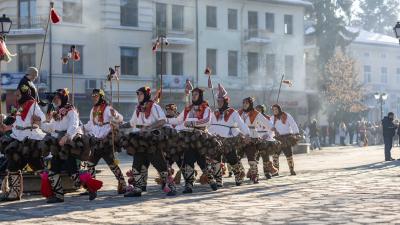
[328,122,336,146]
[309,119,322,150]
[382,112,397,161]
[348,122,355,145]
[339,122,347,146]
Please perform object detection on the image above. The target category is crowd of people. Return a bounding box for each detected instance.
[299,120,384,150]
[0,67,301,204]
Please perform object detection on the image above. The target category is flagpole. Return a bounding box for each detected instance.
[38,2,53,76]
[276,73,285,104]
[72,59,75,105]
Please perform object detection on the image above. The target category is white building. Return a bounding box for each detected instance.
[0,0,311,122]
[347,29,400,122]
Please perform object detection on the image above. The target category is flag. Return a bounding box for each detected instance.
[204,67,212,75]
[282,80,293,87]
[152,40,160,53]
[70,46,80,61]
[0,38,16,63]
[50,8,61,24]
[185,79,193,95]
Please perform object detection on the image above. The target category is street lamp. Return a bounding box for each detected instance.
[374,92,388,120]
[393,22,400,44]
[0,14,12,115]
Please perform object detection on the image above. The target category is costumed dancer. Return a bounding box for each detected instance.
[255,104,278,179]
[41,89,103,203]
[83,89,127,194]
[167,88,217,193]
[238,97,273,184]
[270,104,300,176]
[208,84,249,186]
[124,87,176,197]
[0,85,46,201]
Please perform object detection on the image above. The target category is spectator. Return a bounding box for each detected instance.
[339,122,347,146]
[348,122,355,145]
[309,119,322,150]
[328,122,336,146]
[382,112,397,161]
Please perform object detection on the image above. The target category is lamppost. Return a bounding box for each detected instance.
[374,92,388,120]
[0,14,12,114]
[393,22,400,44]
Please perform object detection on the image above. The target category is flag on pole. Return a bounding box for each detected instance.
[70,46,80,61]
[204,67,213,88]
[0,38,16,63]
[50,8,61,24]
[282,80,293,87]
[152,40,160,53]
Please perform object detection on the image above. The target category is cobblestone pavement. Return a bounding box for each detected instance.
[1,145,400,224]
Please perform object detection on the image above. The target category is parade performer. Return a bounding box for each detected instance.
[239,97,273,184]
[255,104,278,179]
[83,89,127,194]
[124,87,176,197]
[41,89,102,203]
[208,84,249,186]
[270,104,300,176]
[0,85,46,201]
[167,87,218,193]
[17,67,43,105]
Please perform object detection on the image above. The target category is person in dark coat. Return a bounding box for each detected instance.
[382,112,397,161]
[17,67,42,104]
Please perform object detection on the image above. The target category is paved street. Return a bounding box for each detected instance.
[1,145,400,224]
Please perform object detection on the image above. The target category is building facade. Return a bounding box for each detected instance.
[0,0,311,122]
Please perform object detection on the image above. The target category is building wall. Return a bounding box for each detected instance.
[0,0,309,122]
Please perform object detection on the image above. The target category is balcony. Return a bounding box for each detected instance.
[243,29,272,45]
[152,26,194,45]
[8,16,47,36]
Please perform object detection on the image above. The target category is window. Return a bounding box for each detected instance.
[156,3,167,35]
[285,55,294,79]
[18,0,36,28]
[397,68,400,83]
[248,52,259,76]
[172,5,184,31]
[206,6,217,28]
[206,49,217,75]
[121,0,138,27]
[18,44,36,72]
[63,0,82,24]
[284,15,293,35]
[381,67,388,83]
[156,52,167,75]
[265,12,274,32]
[228,9,237,30]
[266,54,276,78]
[248,11,258,38]
[228,51,238,76]
[121,47,139,75]
[62,45,83,74]
[171,53,183,75]
[364,65,371,83]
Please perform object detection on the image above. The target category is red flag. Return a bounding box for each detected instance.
[72,50,80,61]
[185,79,193,95]
[204,67,212,75]
[50,8,61,24]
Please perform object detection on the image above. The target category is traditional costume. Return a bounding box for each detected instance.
[167,88,218,193]
[208,84,249,186]
[84,89,127,194]
[270,104,300,176]
[124,87,176,197]
[0,85,46,201]
[239,97,273,183]
[41,89,103,203]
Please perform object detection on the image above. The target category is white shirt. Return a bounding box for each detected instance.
[240,110,273,138]
[41,109,82,139]
[270,113,299,135]
[11,102,46,141]
[84,105,123,138]
[167,104,211,130]
[208,109,250,138]
[129,103,166,132]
